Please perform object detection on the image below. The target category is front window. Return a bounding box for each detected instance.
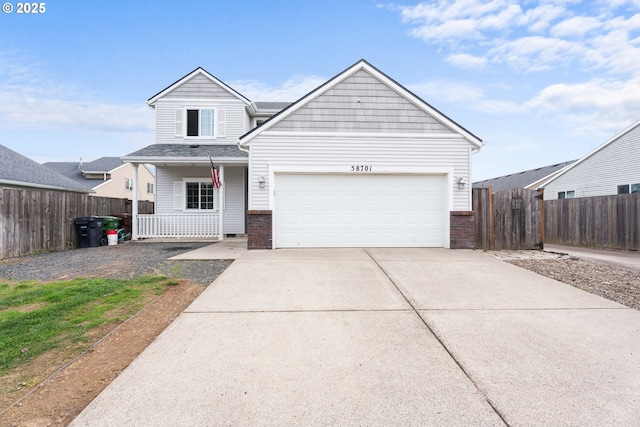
[186,182,214,210]
[632,183,640,193]
[186,108,215,137]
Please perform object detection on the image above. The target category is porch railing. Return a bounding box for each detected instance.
[137,214,220,239]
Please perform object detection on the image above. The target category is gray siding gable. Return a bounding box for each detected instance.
[148,68,251,105]
[269,69,454,134]
[240,59,483,147]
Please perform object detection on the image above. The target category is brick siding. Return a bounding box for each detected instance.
[247,210,272,249]
[450,211,475,249]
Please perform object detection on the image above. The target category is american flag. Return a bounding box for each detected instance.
[208,153,221,189]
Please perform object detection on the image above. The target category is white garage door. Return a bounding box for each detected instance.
[274,174,447,248]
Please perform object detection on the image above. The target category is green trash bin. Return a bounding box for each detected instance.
[97,216,120,245]
[100,216,120,231]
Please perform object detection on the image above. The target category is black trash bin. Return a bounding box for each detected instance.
[74,216,104,248]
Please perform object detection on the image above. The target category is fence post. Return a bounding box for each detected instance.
[538,188,545,250]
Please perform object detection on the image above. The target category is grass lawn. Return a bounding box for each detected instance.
[0,276,178,375]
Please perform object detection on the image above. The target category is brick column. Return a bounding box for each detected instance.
[450,211,475,249]
[247,210,272,249]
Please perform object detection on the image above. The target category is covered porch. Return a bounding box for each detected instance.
[122,144,248,241]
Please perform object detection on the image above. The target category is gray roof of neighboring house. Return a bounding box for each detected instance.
[473,160,576,192]
[79,157,124,172]
[122,144,248,161]
[0,145,90,192]
[43,157,125,191]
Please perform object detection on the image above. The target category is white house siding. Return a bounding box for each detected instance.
[222,166,246,234]
[269,70,455,134]
[248,135,472,211]
[543,124,640,199]
[155,165,245,234]
[154,99,247,145]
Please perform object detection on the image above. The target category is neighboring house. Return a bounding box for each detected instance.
[530,119,640,199]
[124,59,484,248]
[44,157,155,202]
[473,160,576,193]
[0,144,89,193]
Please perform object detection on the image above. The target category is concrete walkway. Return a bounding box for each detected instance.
[71,248,640,426]
[546,244,640,272]
[168,236,249,261]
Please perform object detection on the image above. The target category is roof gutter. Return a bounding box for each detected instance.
[0,180,92,194]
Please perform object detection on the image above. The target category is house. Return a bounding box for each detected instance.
[124,59,484,248]
[473,160,576,193]
[530,119,640,199]
[43,157,155,202]
[0,144,90,193]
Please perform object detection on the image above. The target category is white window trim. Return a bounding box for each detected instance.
[183,107,218,139]
[182,178,217,212]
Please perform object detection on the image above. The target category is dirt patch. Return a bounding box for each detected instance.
[0,280,205,427]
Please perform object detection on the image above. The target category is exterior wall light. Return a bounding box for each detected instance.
[259,176,266,189]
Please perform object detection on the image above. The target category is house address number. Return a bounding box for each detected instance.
[351,165,372,172]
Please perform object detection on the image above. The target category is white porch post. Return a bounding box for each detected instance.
[132,163,139,240]
[218,164,224,241]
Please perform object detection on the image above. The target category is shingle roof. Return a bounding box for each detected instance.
[473,160,576,192]
[42,162,99,190]
[80,157,124,172]
[0,145,90,192]
[122,144,247,161]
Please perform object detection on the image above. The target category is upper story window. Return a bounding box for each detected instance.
[175,108,226,139]
[125,178,133,191]
[187,109,215,137]
[147,183,154,194]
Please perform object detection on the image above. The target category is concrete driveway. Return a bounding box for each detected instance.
[71,248,640,426]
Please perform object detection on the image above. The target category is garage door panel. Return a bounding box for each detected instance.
[275,174,446,248]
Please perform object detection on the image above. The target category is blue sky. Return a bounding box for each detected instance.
[1,0,639,181]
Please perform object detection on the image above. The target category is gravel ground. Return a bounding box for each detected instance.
[508,256,640,311]
[0,241,232,285]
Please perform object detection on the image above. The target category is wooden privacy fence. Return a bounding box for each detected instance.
[0,187,154,259]
[545,193,640,250]
[473,187,544,250]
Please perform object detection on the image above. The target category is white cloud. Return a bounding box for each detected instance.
[398,1,640,75]
[445,53,489,69]
[488,36,584,71]
[408,79,521,114]
[551,16,602,37]
[229,75,327,102]
[0,54,153,134]
[524,76,640,133]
